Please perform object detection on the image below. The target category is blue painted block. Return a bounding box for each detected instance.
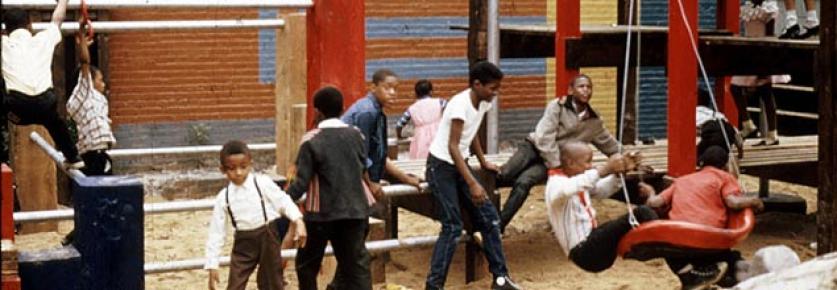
[18,245,81,290]
[73,176,144,290]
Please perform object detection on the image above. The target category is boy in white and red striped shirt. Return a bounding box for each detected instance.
[544,141,654,273]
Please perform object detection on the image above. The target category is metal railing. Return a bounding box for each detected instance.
[3,0,313,9]
[21,19,286,33]
[29,132,86,180]
[144,234,464,274]
[13,184,429,224]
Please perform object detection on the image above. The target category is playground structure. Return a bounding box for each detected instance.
[1,0,837,289]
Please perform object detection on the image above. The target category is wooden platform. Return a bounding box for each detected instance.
[391,135,818,184]
[487,23,818,77]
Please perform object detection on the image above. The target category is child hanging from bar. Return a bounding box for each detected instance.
[204,140,306,290]
[67,17,116,176]
[285,87,381,290]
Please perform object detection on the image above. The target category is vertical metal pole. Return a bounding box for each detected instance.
[486,0,500,154]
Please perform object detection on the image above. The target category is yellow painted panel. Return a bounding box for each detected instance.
[546,58,556,102]
[580,67,618,132]
[547,0,617,25]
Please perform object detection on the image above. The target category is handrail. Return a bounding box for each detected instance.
[29,132,86,180]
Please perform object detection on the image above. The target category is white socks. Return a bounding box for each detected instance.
[741,120,758,137]
[765,130,778,142]
[806,10,819,28]
[785,10,798,29]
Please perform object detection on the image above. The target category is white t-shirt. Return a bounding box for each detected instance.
[428,89,492,164]
[2,25,62,95]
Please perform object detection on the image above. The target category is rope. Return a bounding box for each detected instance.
[673,0,749,193]
[618,0,640,227]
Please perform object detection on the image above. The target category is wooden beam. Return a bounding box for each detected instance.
[667,0,699,176]
[555,0,581,94]
[11,126,58,233]
[817,0,836,255]
[715,0,740,125]
[467,0,487,65]
[306,0,365,127]
[275,13,307,175]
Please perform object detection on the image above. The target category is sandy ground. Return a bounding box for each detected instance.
[14,175,819,290]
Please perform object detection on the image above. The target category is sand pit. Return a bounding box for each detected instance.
[14,175,819,289]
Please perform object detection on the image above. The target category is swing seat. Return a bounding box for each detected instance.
[617,208,755,261]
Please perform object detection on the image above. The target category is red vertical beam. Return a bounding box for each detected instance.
[668,0,698,176]
[555,0,580,95]
[1,164,14,240]
[306,0,366,126]
[715,0,740,125]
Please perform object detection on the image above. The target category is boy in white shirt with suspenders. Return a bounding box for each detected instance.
[205,140,306,290]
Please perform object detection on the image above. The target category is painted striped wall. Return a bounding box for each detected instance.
[635,0,719,139]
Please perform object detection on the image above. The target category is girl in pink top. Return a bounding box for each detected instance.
[395,80,446,159]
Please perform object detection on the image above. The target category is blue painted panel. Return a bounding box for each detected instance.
[366,16,546,39]
[258,9,277,84]
[638,67,668,139]
[640,0,718,28]
[366,58,546,80]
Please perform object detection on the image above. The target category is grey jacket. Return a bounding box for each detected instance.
[527,95,620,168]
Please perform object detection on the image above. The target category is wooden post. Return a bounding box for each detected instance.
[306,0,365,127]
[817,0,836,255]
[667,0,698,177]
[276,12,307,175]
[10,126,57,233]
[467,0,487,66]
[555,0,581,96]
[289,104,308,166]
[715,0,740,125]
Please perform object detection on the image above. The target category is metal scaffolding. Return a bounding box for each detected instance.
[2,0,313,9]
[23,19,286,33]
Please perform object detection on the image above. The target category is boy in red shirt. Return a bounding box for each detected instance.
[641,145,763,290]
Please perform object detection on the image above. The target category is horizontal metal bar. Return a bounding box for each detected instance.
[14,199,215,223]
[108,143,275,157]
[3,0,313,9]
[13,182,427,223]
[24,19,285,33]
[144,234,465,274]
[29,132,85,179]
[746,107,818,120]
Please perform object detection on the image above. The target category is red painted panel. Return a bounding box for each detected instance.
[1,164,13,241]
[307,0,366,127]
[668,0,699,176]
[556,0,580,98]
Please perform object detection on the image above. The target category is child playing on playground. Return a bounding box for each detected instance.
[285,86,380,290]
[544,141,653,273]
[641,146,764,289]
[204,140,306,290]
[67,18,116,176]
[423,61,520,290]
[395,79,446,160]
[2,0,85,170]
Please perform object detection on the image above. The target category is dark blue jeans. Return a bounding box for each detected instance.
[425,155,509,289]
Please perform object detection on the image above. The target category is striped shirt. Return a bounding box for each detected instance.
[67,72,116,153]
[544,169,621,255]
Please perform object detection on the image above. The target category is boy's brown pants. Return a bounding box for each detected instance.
[227,222,284,290]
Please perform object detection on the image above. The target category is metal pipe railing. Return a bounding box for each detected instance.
[13,183,430,223]
[3,0,313,9]
[13,199,216,223]
[29,132,86,180]
[144,234,466,274]
[22,19,285,33]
